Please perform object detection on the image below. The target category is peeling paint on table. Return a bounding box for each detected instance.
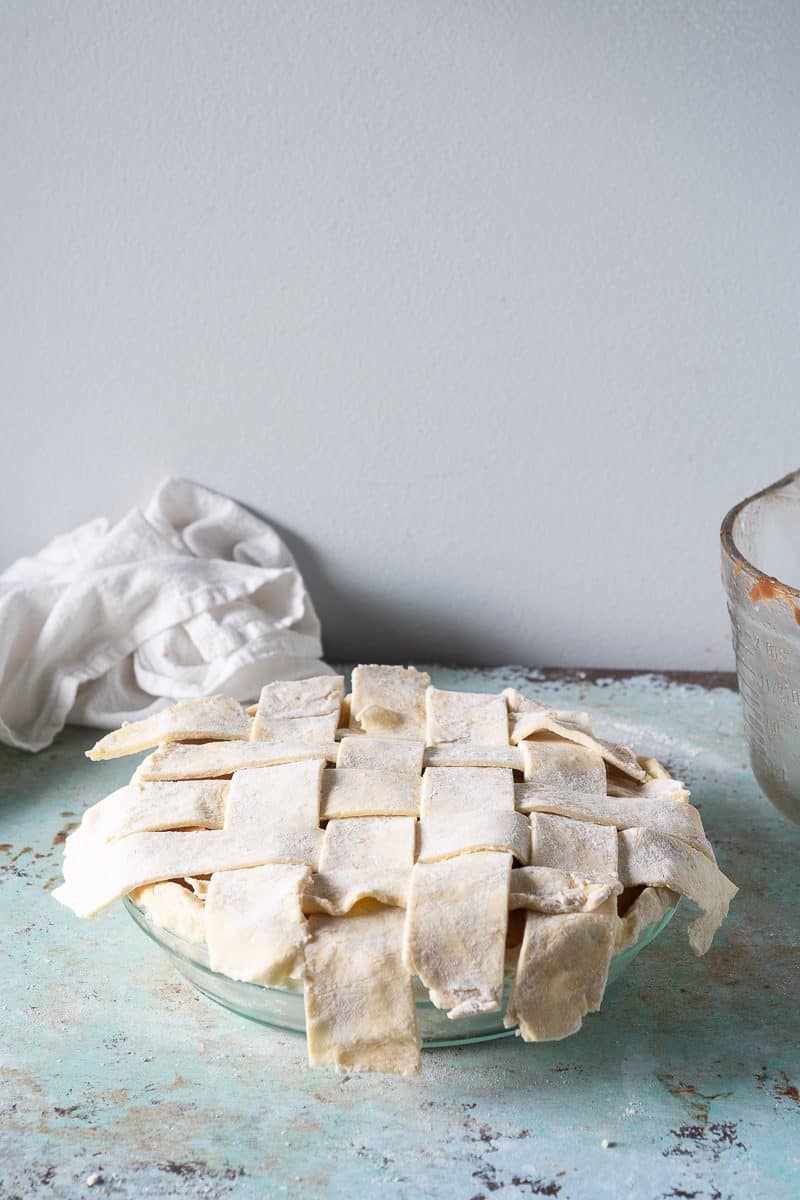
[1,667,798,1200]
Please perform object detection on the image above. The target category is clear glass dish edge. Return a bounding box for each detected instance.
[123,893,679,1049]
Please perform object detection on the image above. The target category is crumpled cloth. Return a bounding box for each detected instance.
[0,479,331,752]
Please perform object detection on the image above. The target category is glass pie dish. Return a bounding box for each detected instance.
[123,892,679,1047]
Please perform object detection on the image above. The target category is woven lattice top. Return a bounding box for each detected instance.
[54,666,736,1075]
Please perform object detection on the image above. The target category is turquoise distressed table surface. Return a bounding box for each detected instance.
[1,666,798,1200]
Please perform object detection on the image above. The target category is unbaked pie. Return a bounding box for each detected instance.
[54,666,737,1075]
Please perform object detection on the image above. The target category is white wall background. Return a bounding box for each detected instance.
[2,1,799,669]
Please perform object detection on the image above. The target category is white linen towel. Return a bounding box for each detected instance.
[0,479,331,752]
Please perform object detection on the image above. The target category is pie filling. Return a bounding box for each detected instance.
[54,666,737,1075]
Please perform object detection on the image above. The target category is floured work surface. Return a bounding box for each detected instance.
[50,665,738,1079]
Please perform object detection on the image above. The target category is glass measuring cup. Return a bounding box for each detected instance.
[721,468,800,822]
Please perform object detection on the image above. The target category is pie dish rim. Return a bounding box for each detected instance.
[122,890,680,1047]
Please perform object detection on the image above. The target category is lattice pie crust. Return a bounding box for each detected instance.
[54,667,737,1075]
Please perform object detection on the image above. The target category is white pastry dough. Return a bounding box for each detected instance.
[307,817,415,914]
[423,745,522,771]
[86,696,252,760]
[425,687,509,746]
[61,780,229,875]
[606,775,690,803]
[320,769,421,819]
[618,827,737,955]
[205,864,311,985]
[509,866,622,914]
[516,722,645,782]
[136,739,338,781]
[336,737,424,773]
[321,815,415,869]
[224,760,324,833]
[252,714,340,743]
[503,688,645,781]
[516,787,712,857]
[504,899,617,1041]
[403,852,512,1018]
[253,675,344,720]
[417,809,530,864]
[530,812,619,878]
[251,675,344,744]
[420,766,515,817]
[640,756,673,780]
[350,665,430,738]
[505,689,592,724]
[57,762,324,918]
[53,825,324,918]
[79,780,228,843]
[131,880,206,943]
[520,741,606,793]
[406,762,518,1017]
[304,907,420,1075]
[305,870,413,914]
[506,813,619,1041]
[184,875,210,898]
